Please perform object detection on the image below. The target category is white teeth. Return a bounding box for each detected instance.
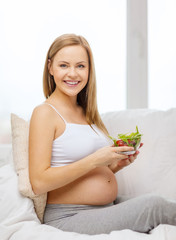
[66,81,78,85]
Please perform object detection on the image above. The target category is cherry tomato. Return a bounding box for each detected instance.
[116,139,127,146]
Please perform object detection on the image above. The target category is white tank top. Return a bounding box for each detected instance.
[44,103,110,167]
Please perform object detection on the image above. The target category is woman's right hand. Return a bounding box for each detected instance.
[91,145,134,168]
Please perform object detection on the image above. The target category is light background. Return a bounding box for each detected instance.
[0,0,176,143]
[148,0,176,109]
[0,0,126,119]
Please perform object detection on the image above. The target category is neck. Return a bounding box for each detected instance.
[49,89,78,109]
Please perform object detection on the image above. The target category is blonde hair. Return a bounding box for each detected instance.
[43,33,108,135]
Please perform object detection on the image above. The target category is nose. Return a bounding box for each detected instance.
[67,67,78,78]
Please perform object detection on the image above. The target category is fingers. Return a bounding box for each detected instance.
[112,146,135,160]
[111,146,141,165]
[113,146,134,153]
[128,150,140,162]
[115,148,140,170]
[139,143,144,148]
[128,156,135,163]
[118,158,131,168]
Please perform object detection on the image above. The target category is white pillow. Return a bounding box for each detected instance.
[11,113,47,223]
[0,164,39,225]
[0,144,12,167]
[101,108,176,200]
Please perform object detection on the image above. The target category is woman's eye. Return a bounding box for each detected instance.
[60,64,67,68]
[78,64,85,68]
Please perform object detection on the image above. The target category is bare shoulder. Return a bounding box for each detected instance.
[31,103,54,118]
[29,104,56,139]
[31,103,59,124]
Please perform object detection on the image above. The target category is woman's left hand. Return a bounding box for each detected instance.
[116,150,139,170]
[109,143,143,173]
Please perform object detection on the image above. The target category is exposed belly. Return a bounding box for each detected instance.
[47,166,118,205]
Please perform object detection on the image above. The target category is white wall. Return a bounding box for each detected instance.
[148,0,176,109]
[0,0,126,143]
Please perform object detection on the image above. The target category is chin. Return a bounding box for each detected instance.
[64,89,83,97]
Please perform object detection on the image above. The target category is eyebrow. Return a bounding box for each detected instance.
[58,61,88,64]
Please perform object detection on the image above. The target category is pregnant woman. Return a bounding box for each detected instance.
[29,33,176,235]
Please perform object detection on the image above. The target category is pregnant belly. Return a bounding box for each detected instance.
[47,167,118,205]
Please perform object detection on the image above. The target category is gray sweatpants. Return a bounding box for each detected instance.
[43,194,176,235]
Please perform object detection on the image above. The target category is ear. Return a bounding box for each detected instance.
[48,59,53,75]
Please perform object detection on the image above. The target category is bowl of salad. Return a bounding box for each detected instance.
[109,126,143,155]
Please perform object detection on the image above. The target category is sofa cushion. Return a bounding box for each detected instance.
[101,108,176,200]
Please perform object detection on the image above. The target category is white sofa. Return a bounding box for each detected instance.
[1,108,176,240]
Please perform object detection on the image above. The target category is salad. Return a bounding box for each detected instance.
[109,126,143,155]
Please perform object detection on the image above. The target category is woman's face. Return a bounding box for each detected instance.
[49,45,89,98]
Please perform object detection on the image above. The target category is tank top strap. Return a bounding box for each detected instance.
[43,103,67,124]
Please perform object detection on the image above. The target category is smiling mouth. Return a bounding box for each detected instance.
[64,80,80,86]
